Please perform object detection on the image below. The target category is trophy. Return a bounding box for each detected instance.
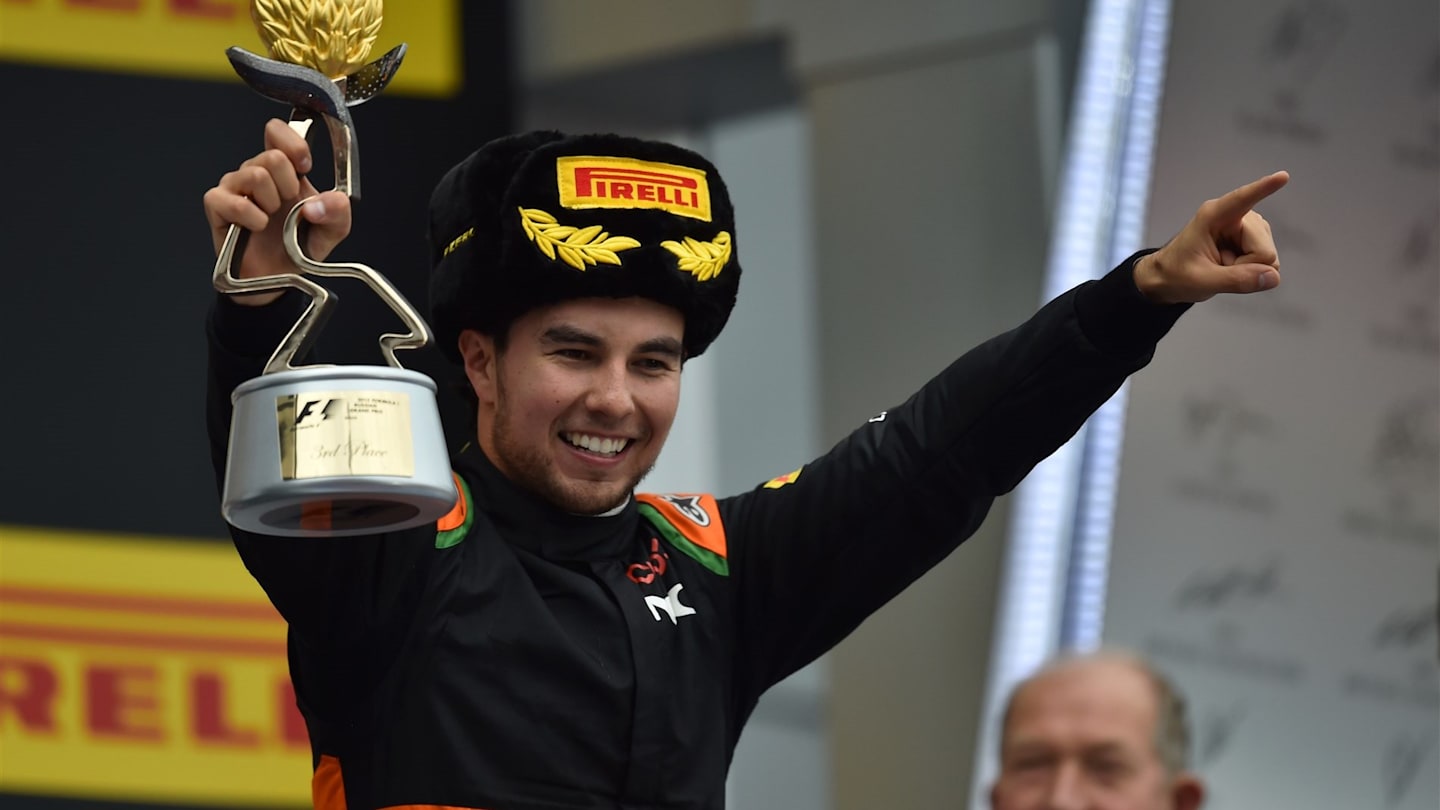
[214,0,453,537]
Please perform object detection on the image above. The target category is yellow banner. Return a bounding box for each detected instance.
[0,0,459,96]
[0,525,310,807]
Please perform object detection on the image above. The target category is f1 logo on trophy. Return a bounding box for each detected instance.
[213,0,452,537]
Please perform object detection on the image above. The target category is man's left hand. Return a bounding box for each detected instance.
[1135,171,1289,304]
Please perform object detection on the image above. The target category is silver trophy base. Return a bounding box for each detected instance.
[222,366,453,538]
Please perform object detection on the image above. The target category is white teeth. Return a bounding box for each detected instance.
[563,433,629,456]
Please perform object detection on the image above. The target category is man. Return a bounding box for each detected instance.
[990,652,1206,810]
[203,120,1284,809]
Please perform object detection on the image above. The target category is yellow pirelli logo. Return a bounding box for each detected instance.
[557,157,712,222]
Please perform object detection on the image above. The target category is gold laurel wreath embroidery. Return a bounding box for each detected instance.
[442,227,475,257]
[661,232,732,282]
[251,0,384,78]
[518,208,642,271]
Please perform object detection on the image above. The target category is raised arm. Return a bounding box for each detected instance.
[203,121,433,645]
[719,172,1288,696]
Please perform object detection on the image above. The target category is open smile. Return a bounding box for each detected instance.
[560,431,633,459]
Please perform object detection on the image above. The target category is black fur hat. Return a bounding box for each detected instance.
[427,131,742,363]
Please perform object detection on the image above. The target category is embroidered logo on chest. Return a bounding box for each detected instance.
[627,538,697,624]
[626,537,669,585]
[659,494,711,526]
[644,583,697,625]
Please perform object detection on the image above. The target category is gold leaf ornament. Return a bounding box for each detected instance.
[661,232,732,282]
[251,0,384,79]
[518,208,642,271]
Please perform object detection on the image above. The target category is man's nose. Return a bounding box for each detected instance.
[1042,763,1087,810]
[585,361,636,420]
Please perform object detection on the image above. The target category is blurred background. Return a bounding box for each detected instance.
[0,1,1434,808]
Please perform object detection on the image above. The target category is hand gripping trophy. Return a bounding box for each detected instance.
[214,0,453,537]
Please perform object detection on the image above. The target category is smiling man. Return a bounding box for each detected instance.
[203,122,1285,809]
[462,297,685,516]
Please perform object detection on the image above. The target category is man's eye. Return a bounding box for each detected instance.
[1009,756,1053,772]
[1087,759,1129,780]
[556,348,590,360]
[636,358,673,372]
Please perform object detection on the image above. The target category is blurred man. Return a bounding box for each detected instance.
[991,652,1206,810]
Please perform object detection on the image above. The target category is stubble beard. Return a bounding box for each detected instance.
[491,388,655,516]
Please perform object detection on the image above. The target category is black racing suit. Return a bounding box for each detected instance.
[205,251,1185,809]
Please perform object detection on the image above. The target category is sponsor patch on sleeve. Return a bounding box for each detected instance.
[762,467,803,490]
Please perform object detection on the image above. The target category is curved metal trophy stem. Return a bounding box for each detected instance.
[322,109,358,199]
[214,45,423,373]
[281,197,434,369]
[211,220,337,375]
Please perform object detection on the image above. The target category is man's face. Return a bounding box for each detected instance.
[464,296,684,515]
[990,661,1201,810]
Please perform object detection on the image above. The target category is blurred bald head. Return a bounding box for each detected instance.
[990,652,1205,810]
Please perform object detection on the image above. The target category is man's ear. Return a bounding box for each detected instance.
[457,329,499,408]
[1171,772,1205,810]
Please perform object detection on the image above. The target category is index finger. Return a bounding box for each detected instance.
[1207,171,1290,227]
[262,118,313,176]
